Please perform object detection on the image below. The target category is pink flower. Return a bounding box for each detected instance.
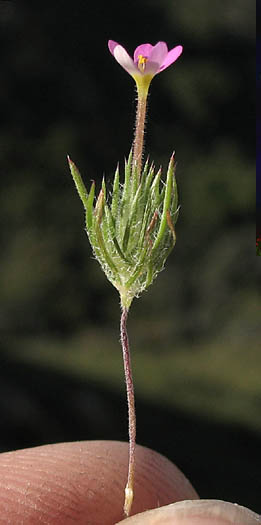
[108,40,183,91]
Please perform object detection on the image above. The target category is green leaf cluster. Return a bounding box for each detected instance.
[68,152,179,308]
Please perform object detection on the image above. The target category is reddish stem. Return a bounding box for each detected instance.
[120,306,136,517]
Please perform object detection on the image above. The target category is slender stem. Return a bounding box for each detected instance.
[133,87,148,178]
[120,306,136,517]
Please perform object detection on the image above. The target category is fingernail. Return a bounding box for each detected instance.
[167,500,261,524]
[120,499,261,524]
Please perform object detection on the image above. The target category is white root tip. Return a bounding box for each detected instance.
[124,486,133,517]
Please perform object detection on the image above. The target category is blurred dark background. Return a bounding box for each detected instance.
[1,0,260,515]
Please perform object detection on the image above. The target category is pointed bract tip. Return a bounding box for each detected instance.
[168,152,176,169]
[67,154,76,167]
[89,180,96,192]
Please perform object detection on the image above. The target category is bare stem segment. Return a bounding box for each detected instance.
[120,306,136,517]
[133,88,148,178]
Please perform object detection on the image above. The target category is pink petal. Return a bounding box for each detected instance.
[134,43,153,63]
[108,40,119,55]
[149,41,168,63]
[159,45,183,72]
[145,41,168,74]
[113,44,138,75]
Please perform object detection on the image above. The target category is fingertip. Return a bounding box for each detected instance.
[118,499,261,525]
[0,441,198,524]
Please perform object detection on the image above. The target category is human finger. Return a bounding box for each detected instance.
[117,499,261,524]
[0,440,198,524]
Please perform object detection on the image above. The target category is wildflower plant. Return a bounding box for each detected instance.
[68,40,183,517]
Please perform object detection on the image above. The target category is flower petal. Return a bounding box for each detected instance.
[113,44,138,75]
[159,45,183,72]
[149,41,168,63]
[145,41,168,74]
[134,44,153,63]
[108,40,119,55]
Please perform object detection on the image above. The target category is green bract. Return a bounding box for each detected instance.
[68,151,179,309]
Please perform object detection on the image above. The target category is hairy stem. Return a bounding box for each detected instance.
[120,306,136,517]
[133,87,148,178]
